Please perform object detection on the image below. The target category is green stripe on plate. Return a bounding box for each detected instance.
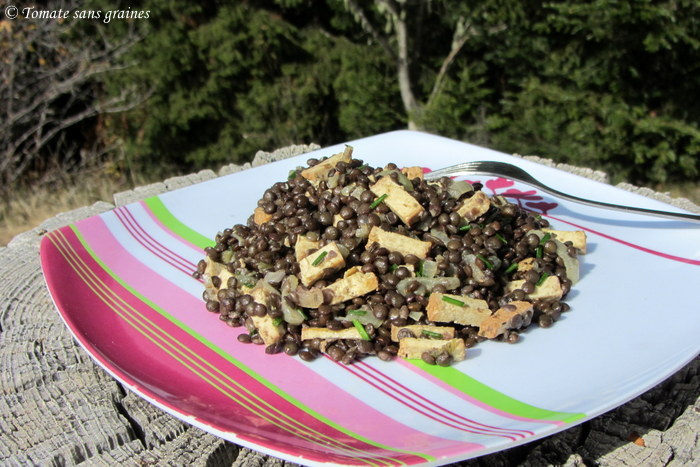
[412,361,586,423]
[144,196,215,249]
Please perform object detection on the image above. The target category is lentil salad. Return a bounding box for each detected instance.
[194,147,587,366]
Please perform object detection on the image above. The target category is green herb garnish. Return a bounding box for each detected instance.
[416,260,425,277]
[272,317,284,326]
[504,262,518,274]
[495,233,507,244]
[459,224,473,232]
[476,254,494,270]
[242,280,255,288]
[298,309,309,320]
[390,264,398,272]
[441,296,465,307]
[421,330,443,339]
[311,250,328,266]
[536,271,550,286]
[288,169,297,180]
[352,320,371,340]
[536,245,543,259]
[539,233,551,245]
[370,193,388,209]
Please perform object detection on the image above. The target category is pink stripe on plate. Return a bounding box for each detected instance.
[114,207,196,276]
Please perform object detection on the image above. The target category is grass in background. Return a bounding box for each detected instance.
[0,168,157,246]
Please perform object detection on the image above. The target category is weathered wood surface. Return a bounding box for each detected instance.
[1,144,698,466]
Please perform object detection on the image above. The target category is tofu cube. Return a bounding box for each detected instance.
[398,337,466,362]
[253,206,273,225]
[426,293,491,326]
[478,301,534,339]
[323,272,379,305]
[294,235,320,262]
[401,166,425,181]
[505,275,563,300]
[391,324,455,342]
[370,176,424,226]
[543,229,588,254]
[301,327,362,341]
[366,227,432,259]
[249,288,285,345]
[298,242,346,287]
[301,146,353,182]
[517,257,541,273]
[457,191,491,221]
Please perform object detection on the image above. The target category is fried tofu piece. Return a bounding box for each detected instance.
[401,166,425,181]
[253,206,273,225]
[323,272,379,305]
[543,229,588,254]
[343,266,362,278]
[505,275,563,300]
[370,176,424,226]
[517,257,541,273]
[301,327,362,341]
[298,242,346,287]
[478,301,534,339]
[294,235,320,262]
[390,324,455,342]
[426,293,491,326]
[203,257,235,298]
[398,337,466,362]
[457,191,490,221]
[249,288,285,345]
[301,146,353,182]
[366,227,431,259]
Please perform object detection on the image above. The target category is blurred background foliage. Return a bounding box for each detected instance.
[1,0,699,233]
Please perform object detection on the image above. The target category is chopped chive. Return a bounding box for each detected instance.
[242,280,255,288]
[416,260,424,277]
[441,296,465,307]
[272,317,284,326]
[369,193,388,209]
[311,250,328,266]
[421,330,443,339]
[536,271,550,286]
[347,309,368,316]
[352,320,371,340]
[539,233,551,245]
[504,262,518,274]
[390,264,398,272]
[459,224,473,232]
[536,245,543,259]
[358,164,367,170]
[495,233,507,244]
[476,254,494,270]
[299,309,309,320]
[288,169,297,180]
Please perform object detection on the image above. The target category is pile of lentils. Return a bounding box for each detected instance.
[194,154,576,365]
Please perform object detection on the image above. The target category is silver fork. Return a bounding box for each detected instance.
[424,160,700,223]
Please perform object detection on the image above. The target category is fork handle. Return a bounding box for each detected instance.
[521,182,700,223]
